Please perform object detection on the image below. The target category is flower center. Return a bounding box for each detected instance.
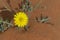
[19,17,23,21]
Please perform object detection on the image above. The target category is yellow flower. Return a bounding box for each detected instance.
[14,12,28,28]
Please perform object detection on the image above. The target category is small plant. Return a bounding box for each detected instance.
[19,0,32,12]
[0,0,53,32]
[35,14,54,25]
[0,17,13,32]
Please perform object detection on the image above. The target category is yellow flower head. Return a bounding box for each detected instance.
[14,12,28,28]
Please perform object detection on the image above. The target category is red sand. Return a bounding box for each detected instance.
[0,0,60,40]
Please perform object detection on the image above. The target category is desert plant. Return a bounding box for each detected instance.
[0,17,13,32]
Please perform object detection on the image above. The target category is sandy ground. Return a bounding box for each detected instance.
[0,0,60,40]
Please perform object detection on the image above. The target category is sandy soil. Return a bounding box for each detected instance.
[0,0,60,40]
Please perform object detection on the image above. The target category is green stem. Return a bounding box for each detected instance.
[2,21,14,26]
